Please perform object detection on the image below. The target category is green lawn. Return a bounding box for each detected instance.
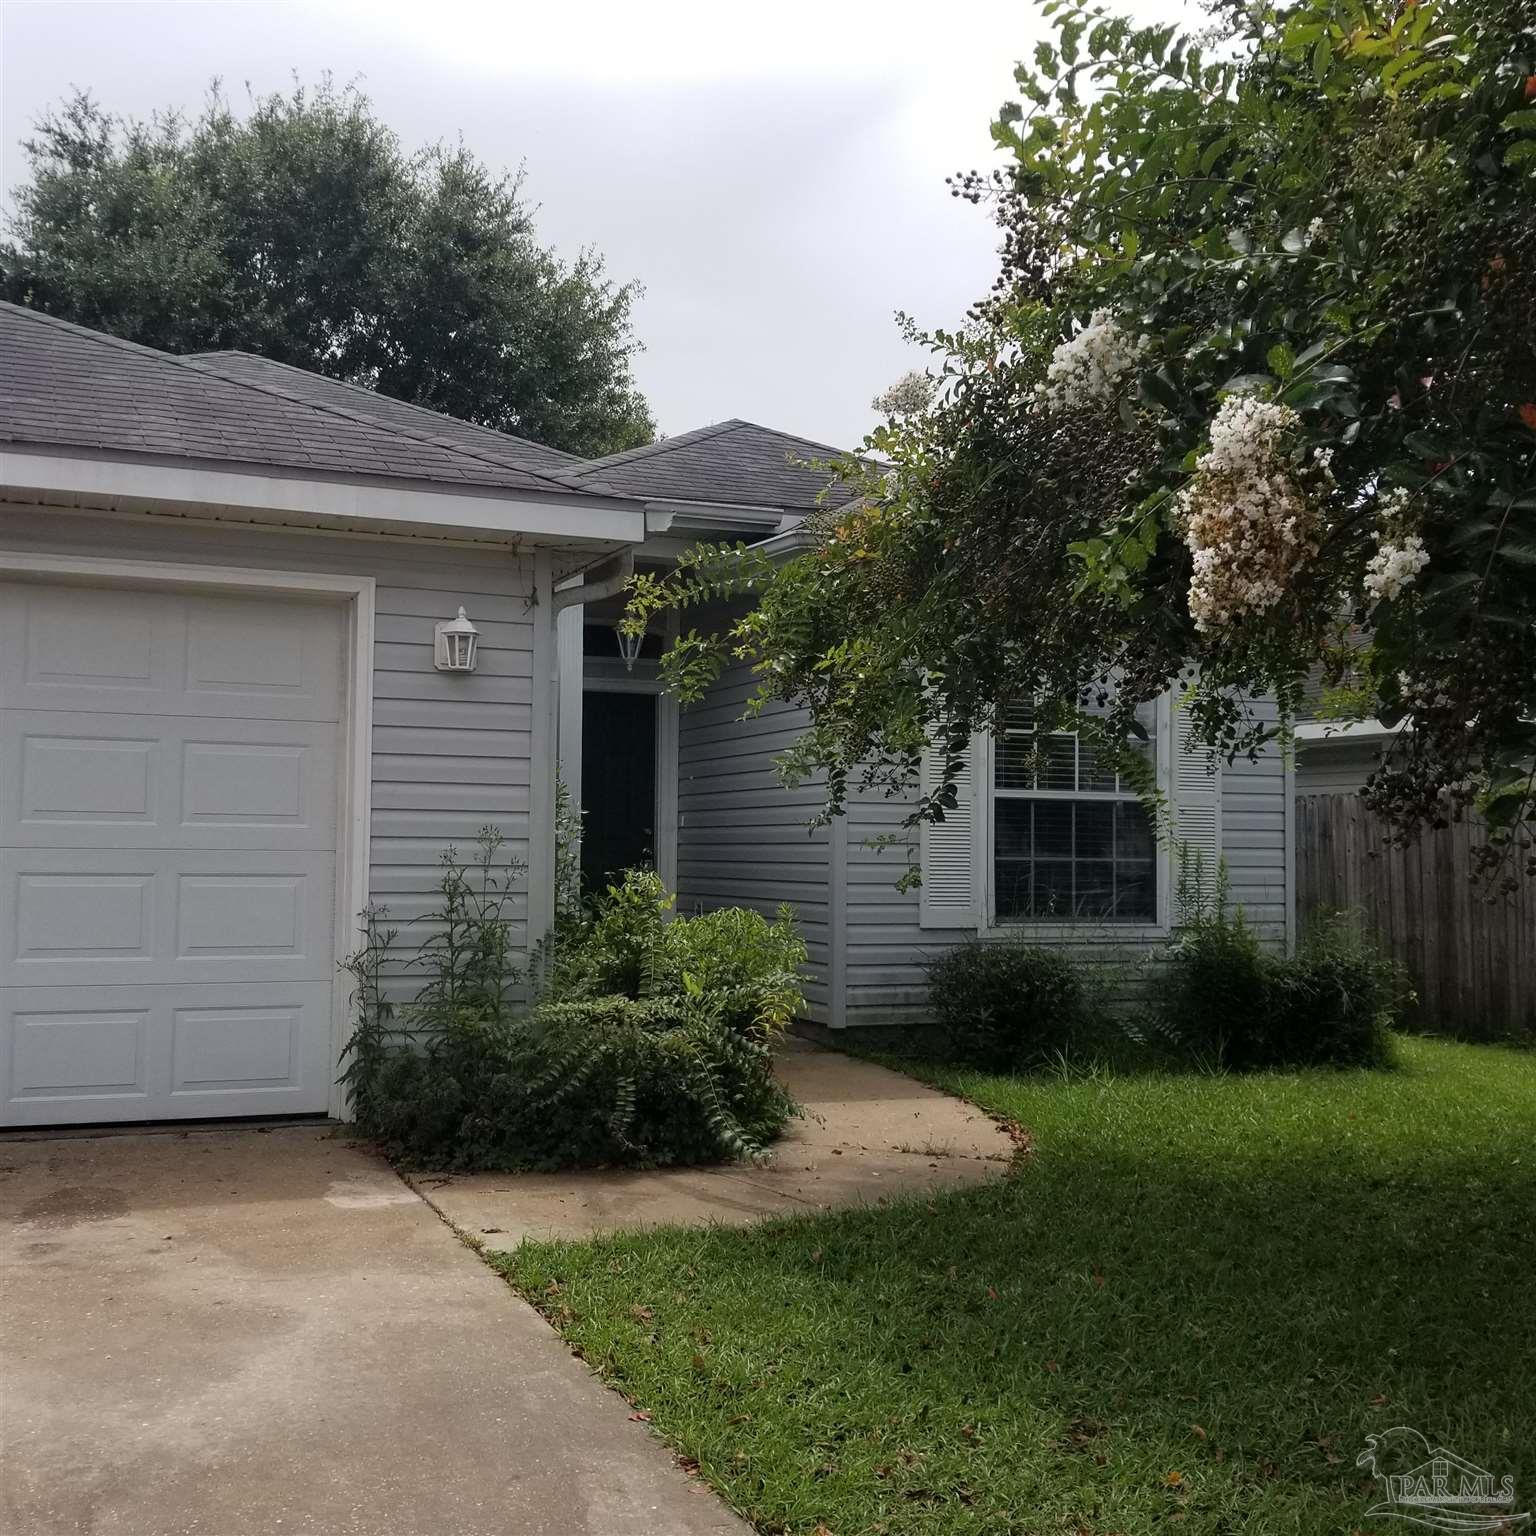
[498,1038,1536,1535]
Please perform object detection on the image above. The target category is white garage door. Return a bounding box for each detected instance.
[0,580,346,1126]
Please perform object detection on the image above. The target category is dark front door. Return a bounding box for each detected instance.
[581,690,658,895]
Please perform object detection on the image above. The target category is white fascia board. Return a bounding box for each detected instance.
[643,498,787,530]
[748,526,820,562]
[0,449,647,547]
[1292,718,1405,743]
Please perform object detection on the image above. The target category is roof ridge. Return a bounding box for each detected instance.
[732,418,860,463]
[573,418,745,475]
[1,302,606,499]
[186,350,586,468]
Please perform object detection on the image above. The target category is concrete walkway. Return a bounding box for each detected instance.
[421,1040,1016,1251]
[0,1126,749,1536]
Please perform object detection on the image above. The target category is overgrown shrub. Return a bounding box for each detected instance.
[341,839,802,1170]
[926,940,1090,1070]
[1152,862,1401,1070]
[1152,910,1272,1068]
[552,869,808,1035]
[519,995,793,1166]
[1266,915,1402,1069]
[345,992,793,1170]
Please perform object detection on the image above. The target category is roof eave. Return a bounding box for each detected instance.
[0,444,647,550]
[747,526,822,562]
[643,499,796,536]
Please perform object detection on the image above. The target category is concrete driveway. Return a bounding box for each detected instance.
[0,1126,748,1536]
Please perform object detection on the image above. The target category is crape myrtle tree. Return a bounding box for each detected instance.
[2,81,654,457]
[627,0,1536,886]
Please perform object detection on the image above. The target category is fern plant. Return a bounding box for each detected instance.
[339,851,800,1170]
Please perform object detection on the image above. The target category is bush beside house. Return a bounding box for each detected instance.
[343,845,802,1171]
[925,870,1403,1075]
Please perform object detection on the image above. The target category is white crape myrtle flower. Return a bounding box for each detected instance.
[1364,533,1430,602]
[872,370,934,418]
[1362,487,1429,603]
[1036,309,1149,411]
[1178,393,1320,631]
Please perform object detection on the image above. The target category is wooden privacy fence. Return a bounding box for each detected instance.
[1296,794,1535,1040]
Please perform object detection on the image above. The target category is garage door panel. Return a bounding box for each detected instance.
[17,733,157,824]
[14,872,156,964]
[1,579,346,1126]
[0,584,168,706]
[1,713,338,850]
[182,595,343,719]
[0,585,342,720]
[4,850,334,987]
[1,982,334,1125]
[6,1002,151,1108]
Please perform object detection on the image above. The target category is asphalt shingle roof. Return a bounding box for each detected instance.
[566,418,862,511]
[0,303,608,498]
[186,350,585,475]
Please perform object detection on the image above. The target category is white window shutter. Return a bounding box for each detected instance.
[1171,694,1222,917]
[919,731,981,930]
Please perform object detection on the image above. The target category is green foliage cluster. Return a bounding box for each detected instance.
[551,869,809,1037]
[2,80,653,456]
[342,843,802,1170]
[627,0,1536,886]
[1152,872,1403,1068]
[925,857,1403,1072]
[925,941,1094,1071]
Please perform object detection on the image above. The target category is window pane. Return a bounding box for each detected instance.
[1076,861,1117,917]
[1076,802,1115,859]
[1078,738,1120,792]
[996,735,1037,790]
[1038,735,1077,791]
[1115,801,1155,860]
[1030,860,1073,918]
[995,800,1032,859]
[1116,861,1157,920]
[995,861,1032,920]
[1033,801,1073,858]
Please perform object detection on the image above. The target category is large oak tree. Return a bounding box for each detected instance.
[2,80,654,457]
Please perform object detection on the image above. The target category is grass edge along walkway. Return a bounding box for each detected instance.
[495,1036,1536,1536]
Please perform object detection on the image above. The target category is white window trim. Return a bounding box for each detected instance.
[0,548,376,1120]
[975,696,1175,939]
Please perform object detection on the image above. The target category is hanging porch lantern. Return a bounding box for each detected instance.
[615,621,645,673]
[434,606,480,672]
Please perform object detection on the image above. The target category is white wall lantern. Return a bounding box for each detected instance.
[434,606,480,673]
[615,621,645,673]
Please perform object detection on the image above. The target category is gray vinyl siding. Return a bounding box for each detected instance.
[1296,739,1379,796]
[1218,700,1288,944]
[0,506,539,983]
[592,602,1292,1030]
[675,662,834,1025]
[840,705,1293,1029]
[844,792,956,1026]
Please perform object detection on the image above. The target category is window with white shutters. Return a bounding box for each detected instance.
[991,701,1157,923]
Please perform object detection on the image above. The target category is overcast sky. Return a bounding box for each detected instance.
[1,0,1189,450]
